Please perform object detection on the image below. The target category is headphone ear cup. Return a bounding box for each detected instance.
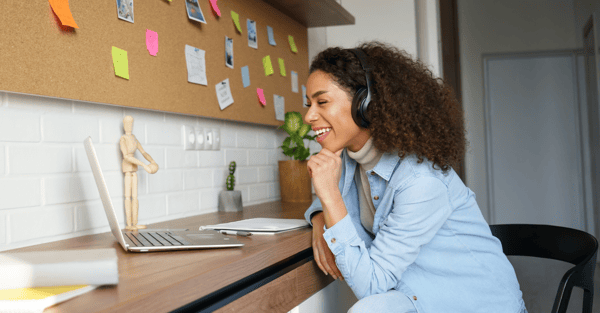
[352,87,369,128]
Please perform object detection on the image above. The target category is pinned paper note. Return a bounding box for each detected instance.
[257,88,266,106]
[273,94,285,121]
[302,85,307,107]
[111,47,129,80]
[262,55,274,76]
[209,0,221,17]
[48,0,79,28]
[242,66,251,87]
[288,35,297,53]
[146,29,158,56]
[116,0,134,23]
[291,71,298,93]
[247,19,258,49]
[216,78,234,110]
[225,36,233,69]
[185,45,207,85]
[231,11,242,33]
[267,26,276,46]
[278,58,286,77]
[185,0,206,23]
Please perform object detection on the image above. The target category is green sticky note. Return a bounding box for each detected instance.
[263,55,274,76]
[288,35,297,53]
[231,11,242,33]
[278,58,286,77]
[111,46,129,80]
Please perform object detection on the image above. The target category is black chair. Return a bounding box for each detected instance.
[489,224,598,313]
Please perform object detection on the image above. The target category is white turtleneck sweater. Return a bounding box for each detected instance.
[346,137,383,235]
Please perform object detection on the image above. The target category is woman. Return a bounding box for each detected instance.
[304,41,527,313]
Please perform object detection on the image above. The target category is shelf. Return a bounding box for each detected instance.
[262,0,355,28]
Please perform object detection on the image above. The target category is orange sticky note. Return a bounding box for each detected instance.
[48,0,79,28]
[257,88,266,106]
[209,0,221,17]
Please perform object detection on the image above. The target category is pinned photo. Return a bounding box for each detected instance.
[186,0,206,24]
[116,0,134,23]
[225,36,234,69]
[247,19,257,49]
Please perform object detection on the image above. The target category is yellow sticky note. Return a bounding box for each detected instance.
[263,55,274,76]
[48,0,79,28]
[112,47,129,80]
[278,58,286,77]
[231,11,242,33]
[288,35,297,53]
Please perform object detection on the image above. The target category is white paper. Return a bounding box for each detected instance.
[216,78,234,110]
[225,36,234,69]
[302,85,307,107]
[199,218,309,234]
[291,71,298,93]
[247,19,258,49]
[185,45,207,86]
[274,94,285,121]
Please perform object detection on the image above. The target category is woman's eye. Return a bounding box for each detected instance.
[318,101,327,105]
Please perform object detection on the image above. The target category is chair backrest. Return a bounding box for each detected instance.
[489,224,598,313]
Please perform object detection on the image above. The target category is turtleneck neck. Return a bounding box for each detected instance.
[347,137,382,171]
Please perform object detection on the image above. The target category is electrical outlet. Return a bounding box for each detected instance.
[212,127,220,150]
[204,128,213,150]
[182,125,196,150]
[195,127,205,150]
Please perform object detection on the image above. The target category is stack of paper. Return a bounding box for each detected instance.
[199,218,309,235]
[0,248,119,312]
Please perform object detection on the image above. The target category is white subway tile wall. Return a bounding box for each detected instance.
[0,91,304,252]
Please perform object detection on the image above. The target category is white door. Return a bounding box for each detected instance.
[484,52,587,231]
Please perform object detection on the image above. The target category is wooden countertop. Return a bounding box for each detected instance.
[10,201,324,313]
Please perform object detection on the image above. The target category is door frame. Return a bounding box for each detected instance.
[482,50,590,230]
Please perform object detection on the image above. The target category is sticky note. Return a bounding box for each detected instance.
[274,94,285,121]
[111,47,129,80]
[146,29,158,56]
[48,0,79,28]
[262,55,274,76]
[267,26,276,46]
[278,58,286,77]
[231,11,242,33]
[241,66,250,88]
[302,85,307,107]
[257,88,266,106]
[209,0,221,17]
[291,71,298,93]
[288,35,297,53]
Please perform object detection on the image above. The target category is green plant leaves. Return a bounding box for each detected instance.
[279,111,316,161]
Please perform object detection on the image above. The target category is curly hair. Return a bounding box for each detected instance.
[309,41,466,172]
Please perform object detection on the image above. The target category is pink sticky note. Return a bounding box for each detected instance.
[48,0,79,28]
[209,0,221,17]
[146,29,158,56]
[257,88,266,106]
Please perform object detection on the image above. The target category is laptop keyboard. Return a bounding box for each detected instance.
[125,231,191,247]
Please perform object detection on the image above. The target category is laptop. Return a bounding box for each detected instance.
[83,137,244,252]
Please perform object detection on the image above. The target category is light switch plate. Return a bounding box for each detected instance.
[204,128,213,150]
[195,127,205,150]
[182,125,196,150]
[212,127,220,150]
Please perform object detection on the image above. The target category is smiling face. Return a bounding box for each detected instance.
[304,70,370,153]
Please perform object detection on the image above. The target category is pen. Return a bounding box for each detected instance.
[220,230,252,237]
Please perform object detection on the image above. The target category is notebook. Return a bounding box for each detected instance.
[200,218,309,235]
[84,137,244,252]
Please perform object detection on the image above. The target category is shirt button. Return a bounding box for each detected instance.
[370,171,376,176]
[331,238,336,243]
[413,296,417,301]
[374,196,379,200]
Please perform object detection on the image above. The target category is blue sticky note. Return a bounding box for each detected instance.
[267,26,276,46]
[241,66,250,87]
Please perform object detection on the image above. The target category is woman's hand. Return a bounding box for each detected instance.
[307,148,343,201]
[311,212,343,280]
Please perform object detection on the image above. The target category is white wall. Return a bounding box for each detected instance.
[0,92,287,251]
[457,0,579,221]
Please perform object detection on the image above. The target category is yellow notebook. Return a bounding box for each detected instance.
[0,285,96,313]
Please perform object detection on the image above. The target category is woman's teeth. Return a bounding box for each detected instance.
[315,128,331,138]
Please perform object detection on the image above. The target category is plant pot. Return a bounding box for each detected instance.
[218,190,243,212]
[278,160,312,203]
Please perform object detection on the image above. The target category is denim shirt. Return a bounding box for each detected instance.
[304,150,526,313]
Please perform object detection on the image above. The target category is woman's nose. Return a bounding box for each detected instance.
[304,106,317,124]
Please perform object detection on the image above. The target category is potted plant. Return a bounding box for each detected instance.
[278,112,316,203]
[218,161,243,211]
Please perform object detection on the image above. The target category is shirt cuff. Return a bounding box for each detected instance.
[322,214,359,255]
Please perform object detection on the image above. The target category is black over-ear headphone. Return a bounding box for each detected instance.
[349,48,373,128]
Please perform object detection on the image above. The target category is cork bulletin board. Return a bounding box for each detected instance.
[0,0,309,126]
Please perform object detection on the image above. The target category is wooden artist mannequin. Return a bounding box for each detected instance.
[120,116,159,231]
